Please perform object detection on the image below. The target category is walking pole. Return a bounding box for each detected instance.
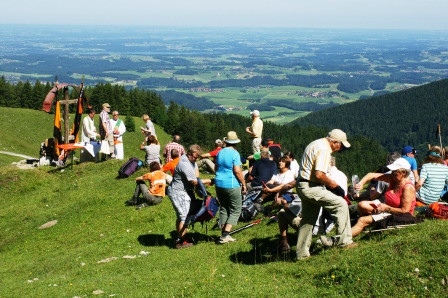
[437,124,443,150]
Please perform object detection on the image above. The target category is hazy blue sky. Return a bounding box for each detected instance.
[1,0,447,30]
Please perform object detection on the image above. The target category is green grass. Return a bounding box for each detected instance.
[2,108,448,297]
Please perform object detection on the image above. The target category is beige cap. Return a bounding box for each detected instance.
[328,129,351,148]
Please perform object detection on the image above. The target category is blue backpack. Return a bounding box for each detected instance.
[186,178,219,226]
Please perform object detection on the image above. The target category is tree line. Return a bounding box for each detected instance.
[293,78,448,154]
[0,76,387,177]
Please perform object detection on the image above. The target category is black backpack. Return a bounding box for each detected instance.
[117,157,143,178]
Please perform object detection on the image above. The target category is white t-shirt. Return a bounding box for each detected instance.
[271,169,295,192]
[328,166,348,196]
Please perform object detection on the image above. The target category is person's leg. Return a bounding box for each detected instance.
[357,200,376,216]
[351,215,373,237]
[108,133,115,158]
[318,189,353,247]
[141,192,163,206]
[167,189,192,247]
[296,187,321,259]
[223,187,242,232]
[216,186,230,228]
[203,159,216,173]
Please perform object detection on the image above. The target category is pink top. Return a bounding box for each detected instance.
[384,181,416,214]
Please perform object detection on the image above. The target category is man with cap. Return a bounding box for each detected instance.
[99,103,115,160]
[246,110,263,154]
[295,129,357,260]
[402,145,419,184]
[196,139,224,174]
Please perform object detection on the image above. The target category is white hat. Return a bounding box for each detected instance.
[387,158,411,171]
[250,110,260,117]
[215,139,223,145]
[327,129,351,148]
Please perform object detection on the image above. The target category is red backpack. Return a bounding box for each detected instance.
[426,202,448,220]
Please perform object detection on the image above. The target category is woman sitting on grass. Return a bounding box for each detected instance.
[350,158,417,236]
[140,135,161,167]
[126,161,166,209]
[415,146,448,205]
[320,158,417,247]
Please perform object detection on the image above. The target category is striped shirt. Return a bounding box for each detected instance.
[418,163,448,204]
[299,138,332,183]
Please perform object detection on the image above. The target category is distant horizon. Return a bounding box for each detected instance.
[1,23,447,33]
[1,0,448,31]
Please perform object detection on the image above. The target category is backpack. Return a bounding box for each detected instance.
[117,157,143,178]
[426,202,448,220]
[240,199,258,221]
[239,187,263,221]
[186,178,219,226]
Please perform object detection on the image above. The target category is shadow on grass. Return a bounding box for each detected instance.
[229,233,301,265]
[137,230,217,249]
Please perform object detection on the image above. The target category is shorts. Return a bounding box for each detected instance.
[167,187,191,222]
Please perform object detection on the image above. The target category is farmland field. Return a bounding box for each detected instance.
[1,25,448,123]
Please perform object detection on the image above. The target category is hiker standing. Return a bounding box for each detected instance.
[246,110,263,154]
[215,131,246,244]
[295,129,356,260]
[167,145,202,249]
[99,103,115,159]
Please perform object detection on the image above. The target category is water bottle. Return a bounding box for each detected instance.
[351,175,359,194]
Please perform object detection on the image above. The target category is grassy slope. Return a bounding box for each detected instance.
[1,108,448,297]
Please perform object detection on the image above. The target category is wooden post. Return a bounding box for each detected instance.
[59,87,78,144]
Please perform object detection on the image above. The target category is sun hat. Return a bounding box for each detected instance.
[387,158,411,170]
[102,103,111,108]
[327,129,351,148]
[223,131,240,144]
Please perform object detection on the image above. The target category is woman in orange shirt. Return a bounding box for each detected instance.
[126,161,166,209]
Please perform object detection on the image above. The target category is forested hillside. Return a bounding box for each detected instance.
[0,77,387,176]
[293,79,448,152]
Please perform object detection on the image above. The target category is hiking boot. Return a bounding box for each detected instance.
[219,235,237,244]
[319,235,337,247]
[278,242,291,254]
[341,242,358,250]
[175,240,193,249]
[136,203,149,210]
[125,198,138,206]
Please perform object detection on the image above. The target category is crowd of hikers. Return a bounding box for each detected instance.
[74,105,448,256]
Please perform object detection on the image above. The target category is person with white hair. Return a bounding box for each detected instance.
[196,139,223,173]
[295,129,356,260]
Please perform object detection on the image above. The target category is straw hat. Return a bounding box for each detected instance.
[223,131,240,144]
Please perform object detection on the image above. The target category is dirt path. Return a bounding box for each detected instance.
[0,151,37,160]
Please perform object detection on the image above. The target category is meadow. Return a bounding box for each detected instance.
[1,108,448,297]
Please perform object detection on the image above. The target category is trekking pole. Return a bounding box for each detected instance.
[437,124,443,150]
[229,215,276,236]
[229,219,262,235]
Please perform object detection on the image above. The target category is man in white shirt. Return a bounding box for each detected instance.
[81,108,100,162]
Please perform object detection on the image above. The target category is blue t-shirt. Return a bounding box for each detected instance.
[215,147,242,189]
[402,155,418,170]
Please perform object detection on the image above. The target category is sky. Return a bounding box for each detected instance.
[1,0,448,30]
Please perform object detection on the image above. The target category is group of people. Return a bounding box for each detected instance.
[80,103,127,162]
[87,105,447,256]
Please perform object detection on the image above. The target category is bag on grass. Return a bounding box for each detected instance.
[117,157,143,178]
[240,199,258,221]
[426,202,448,220]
